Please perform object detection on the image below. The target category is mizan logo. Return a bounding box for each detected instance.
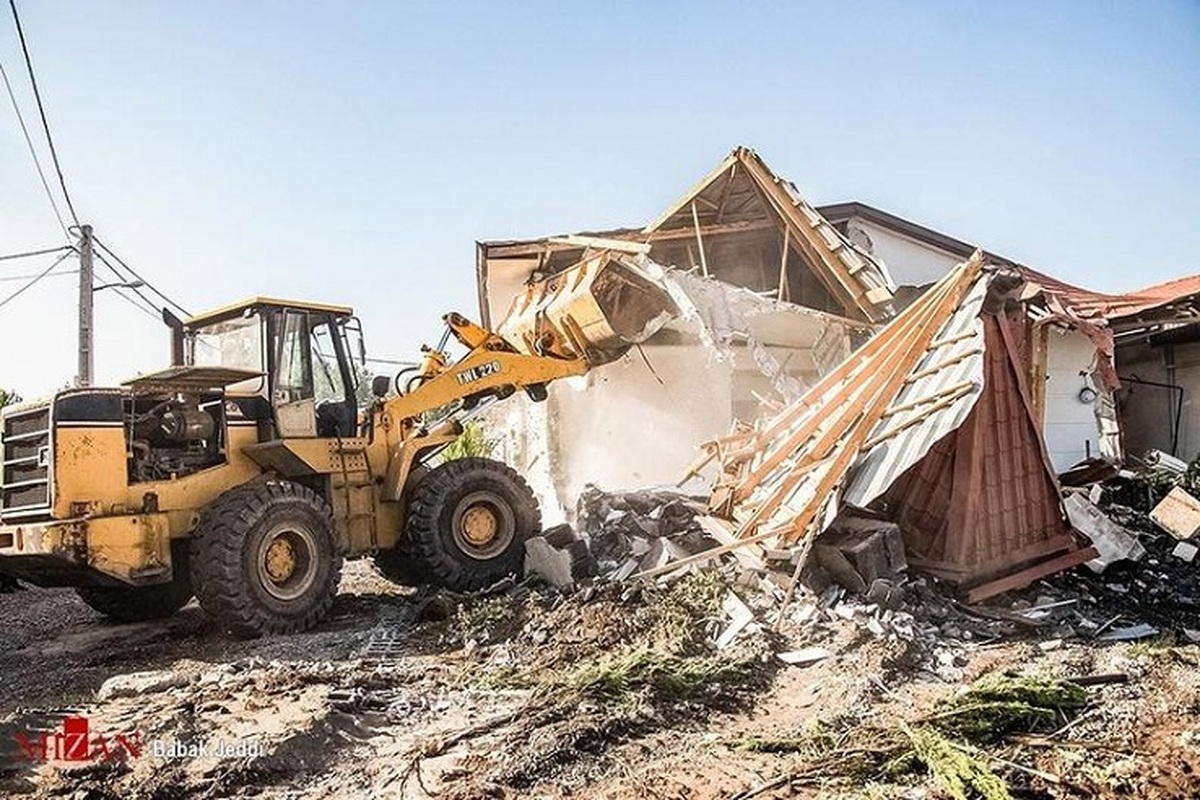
[456,361,501,385]
[14,716,141,763]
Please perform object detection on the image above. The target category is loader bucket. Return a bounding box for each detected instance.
[497,252,678,366]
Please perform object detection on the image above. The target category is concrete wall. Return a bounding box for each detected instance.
[1116,340,1200,461]
[846,218,962,287]
[482,339,734,522]
[1042,327,1104,470]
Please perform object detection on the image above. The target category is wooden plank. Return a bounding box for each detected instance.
[776,258,986,546]
[635,524,781,579]
[547,234,650,254]
[691,201,709,278]
[902,348,985,384]
[1150,486,1200,540]
[966,547,1099,603]
[881,380,977,418]
[640,151,738,234]
[696,515,767,570]
[646,218,775,243]
[715,162,738,224]
[777,226,790,302]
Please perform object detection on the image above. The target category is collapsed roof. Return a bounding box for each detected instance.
[697,253,1096,600]
[643,147,896,323]
[477,147,898,328]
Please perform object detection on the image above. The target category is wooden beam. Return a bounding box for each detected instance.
[777,227,790,301]
[715,163,738,224]
[547,234,650,254]
[966,547,1098,603]
[646,219,777,243]
[691,201,709,278]
[644,151,740,234]
[735,261,972,499]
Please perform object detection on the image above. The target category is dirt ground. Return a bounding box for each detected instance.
[2,562,1200,799]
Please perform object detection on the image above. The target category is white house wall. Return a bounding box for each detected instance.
[846,218,962,287]
[1043,327,1105,470]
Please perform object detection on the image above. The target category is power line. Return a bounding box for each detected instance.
[0,59,68,240]
[0,268,76,282]
[0,249,72,311]
[8,0,79,226]
[0,244,72,261]
[93,249,167,319]
[106,286,163,322]
[93,237,190,317]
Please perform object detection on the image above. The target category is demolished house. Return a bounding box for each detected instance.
[478,145,1200,596]
[477,148,896,519]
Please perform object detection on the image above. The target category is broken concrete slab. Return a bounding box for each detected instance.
[1098,623,1160,642]
[1171,541,1198,563]
[716,592,756,649]
[97,670,190,701]
[776,647,832,666]
[1064,493,1146,573]
[524,537,576,589]
[1151,487,1200,540]
[813,518,908,594]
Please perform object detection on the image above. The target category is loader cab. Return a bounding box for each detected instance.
[182,298,364,440]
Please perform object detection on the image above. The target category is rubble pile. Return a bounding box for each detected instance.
[1028,501,1200,636]
[574,485,716,578]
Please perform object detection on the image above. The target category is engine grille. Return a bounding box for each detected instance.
[2,402,52,518]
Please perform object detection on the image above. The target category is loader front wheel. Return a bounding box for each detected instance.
[76,572,193,623]
[191,479,342,638]
[406,458,540,591]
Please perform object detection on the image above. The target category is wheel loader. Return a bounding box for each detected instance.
[0,252,676,636]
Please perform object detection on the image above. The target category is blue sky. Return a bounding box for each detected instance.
[2,1,1198,396]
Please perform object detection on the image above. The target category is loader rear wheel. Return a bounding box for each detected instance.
[191,479,342,638]
[406,458,540,591]
[76,574,193,623]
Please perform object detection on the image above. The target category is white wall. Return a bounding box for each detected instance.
[1043,327,1103,470]
[848,218,963,287]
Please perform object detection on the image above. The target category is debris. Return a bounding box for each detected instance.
[524,537,576,589]
[1173,541,1199,563]
[1063,493,1146,572]
[577,485,715,579]
[715,592,756,649]
[1098,623,1160,642]
[1150,486,1200,540]
[639,537,692,574]
[696,515,766,571]
[706,254,1095,601]
[776,647,831,666]
[1144,449,1189,475]
[814,516,907,593]
[96,669,190,701]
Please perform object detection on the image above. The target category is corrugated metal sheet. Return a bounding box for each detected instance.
[843,275,987,507]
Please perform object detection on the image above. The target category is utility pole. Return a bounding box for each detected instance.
[77,224,94,387]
